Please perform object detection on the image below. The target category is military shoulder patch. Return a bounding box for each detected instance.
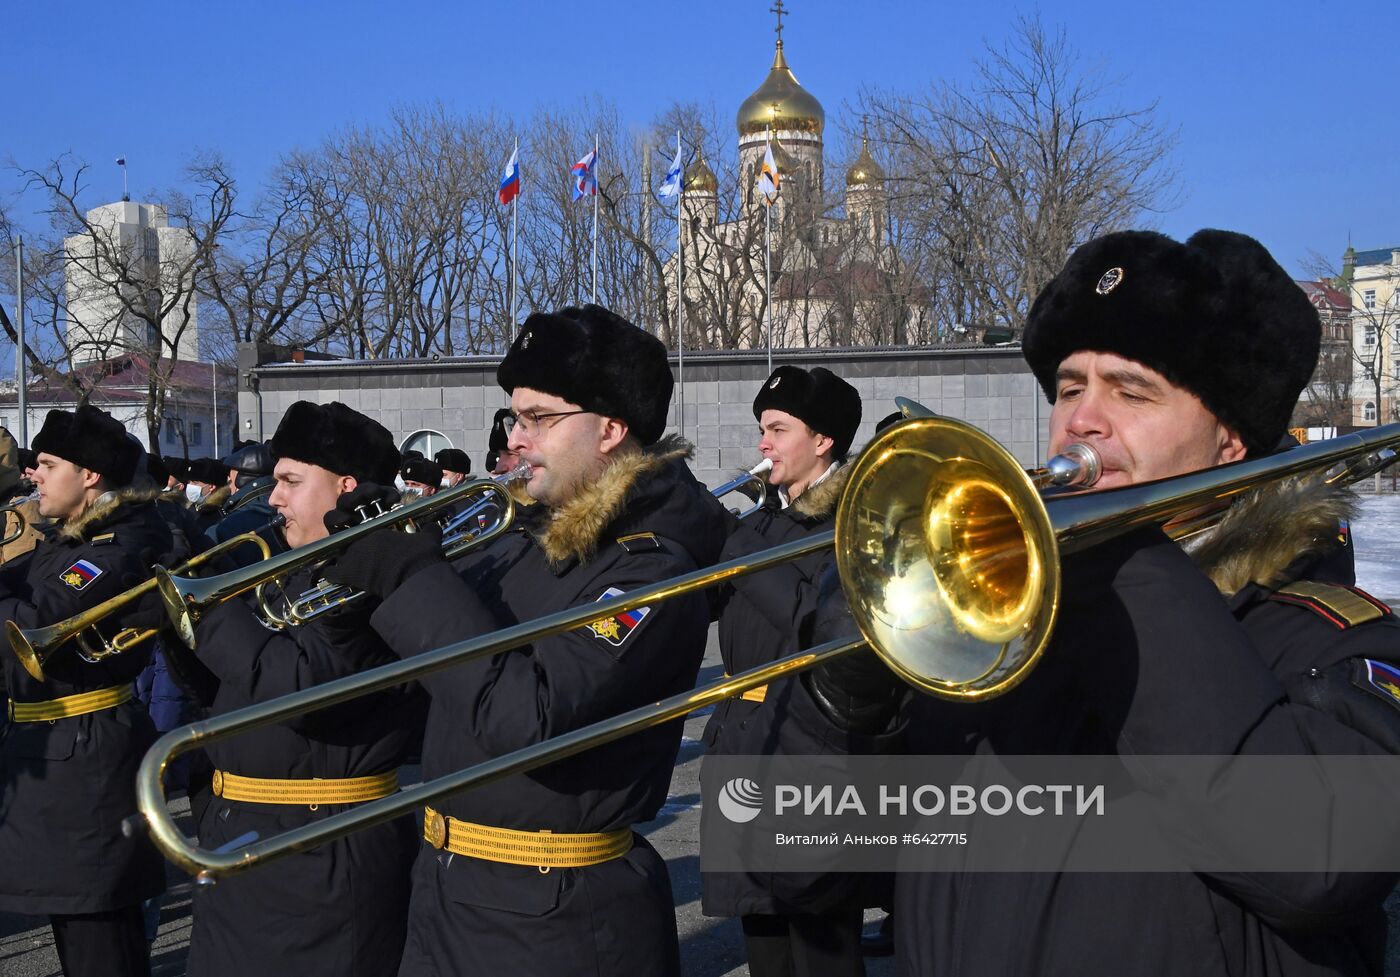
[1354,659,1400,712]
[616,532,662,554]
[60,559,104,591]
[1269,582,1390,630]
[584,586,652,647]
[90,532,118,546]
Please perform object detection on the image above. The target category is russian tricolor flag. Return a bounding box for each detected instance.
[498,146,521,206]
[571,148,598,201]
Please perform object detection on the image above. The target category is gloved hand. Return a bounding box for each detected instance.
[323,483,402,535]
[320,521,445,601]
[803,564,908,734]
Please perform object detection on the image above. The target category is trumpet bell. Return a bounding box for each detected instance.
[835,416,1060,700]
[6,619,48,682]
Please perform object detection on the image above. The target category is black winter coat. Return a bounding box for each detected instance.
[839,476,1400,977]
[0,488,188,915]
[367,439,728,977]
[184,566,424,977]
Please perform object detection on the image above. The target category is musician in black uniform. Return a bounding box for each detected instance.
[322,305,729,977]
[433,448,471,487]
[400,457,443,499]
[0,404,190,977]
[700,365,875,977]
[802,230,1400,977]
[182,401,424,977]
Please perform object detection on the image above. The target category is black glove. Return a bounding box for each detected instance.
[323,483,402,535]
[802,565,908,734]
[320,520,445,601]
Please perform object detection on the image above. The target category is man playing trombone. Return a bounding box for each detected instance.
[320,305,730,977]
[0,404,190,977]
[803,230,1400,976]
[182,400,425,977]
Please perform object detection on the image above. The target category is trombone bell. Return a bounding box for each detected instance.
[836,417,1060,700]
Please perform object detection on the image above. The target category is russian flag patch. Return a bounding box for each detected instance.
[59,559,104,591]
[1363,659,1400,709]
[585,587,651,647]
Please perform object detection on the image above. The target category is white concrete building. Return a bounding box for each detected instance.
[64,200,200,365]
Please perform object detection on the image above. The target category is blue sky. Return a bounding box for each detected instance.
[5,0,1397,277]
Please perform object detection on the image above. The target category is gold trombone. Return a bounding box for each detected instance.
[6,531,275,683]
[156,466,528,648]
[133,417,1400,881]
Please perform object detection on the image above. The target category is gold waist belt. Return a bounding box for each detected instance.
[722,673,768,703]
[8,684,132,723]
[422,806,634,870]
[212,769,399,808]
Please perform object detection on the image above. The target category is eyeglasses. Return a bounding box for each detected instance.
[502,409,592,438]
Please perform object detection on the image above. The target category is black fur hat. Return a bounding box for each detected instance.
[163,456,190,482]
[270,401,399,485]
[752,366,863,460]
[1022,229,1321,457]
[186,458,230,486]
[32,404,142,486]
[401,457,443,487]
[434,448,471,475]
[146,452,171,486]
[497,305,673,445]
[488,408,512,452]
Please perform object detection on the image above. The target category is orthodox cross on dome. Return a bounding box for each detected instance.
[770,0,787,44]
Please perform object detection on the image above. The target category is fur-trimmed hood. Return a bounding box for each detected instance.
[788,461,853,523]
[58,485,163,542]
[1181,473,1355,596]
[531,434,700,567]
[197,484,232,513]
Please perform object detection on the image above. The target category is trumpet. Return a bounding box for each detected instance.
[157,465,530,646]
[6,530,275,683]
[134,417,1400,881]
[711,459,773,519]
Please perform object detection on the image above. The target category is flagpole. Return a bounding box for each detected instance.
[764,127,774,376]
[509,136,519,341]
[590,133,599,304]
[675,130,685,440]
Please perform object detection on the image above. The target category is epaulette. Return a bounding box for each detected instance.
[1268,581,1391,630]
[616,532,662,555]
[90,531,118,546]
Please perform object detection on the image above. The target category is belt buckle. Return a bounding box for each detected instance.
[424,809,447,850]
[211,770,225,797]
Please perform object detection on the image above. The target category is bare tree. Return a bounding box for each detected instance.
[7,154,234,449]
[859,14,1179,338]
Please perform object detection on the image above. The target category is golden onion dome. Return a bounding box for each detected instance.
[736,41,825,138]
[845,135,885,187]
[684,147,718,194]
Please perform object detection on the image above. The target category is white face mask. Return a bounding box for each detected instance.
[186,484,205,504]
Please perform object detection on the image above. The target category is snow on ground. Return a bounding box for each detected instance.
[1353,494,1400,602]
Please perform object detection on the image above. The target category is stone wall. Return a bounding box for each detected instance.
[237,345,1052,489]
